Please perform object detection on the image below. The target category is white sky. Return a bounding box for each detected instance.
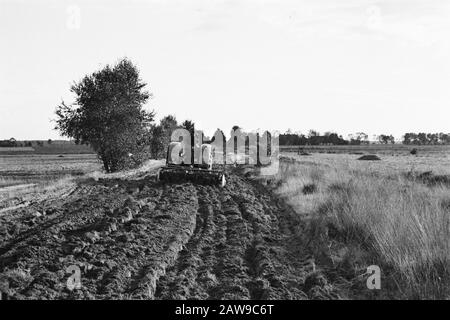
[1,0,450,140]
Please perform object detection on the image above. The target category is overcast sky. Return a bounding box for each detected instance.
[1,0,450,140]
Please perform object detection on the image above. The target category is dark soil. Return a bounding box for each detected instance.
[0,170,339,299]
[302,184,317,195]
[357,155,381,161]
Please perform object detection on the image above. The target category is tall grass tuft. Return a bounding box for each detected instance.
[270,156,450,299]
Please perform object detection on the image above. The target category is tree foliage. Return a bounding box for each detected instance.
[403,132,450,145]
[280,130,347,145]
[55,58,154,172]
[182,120,195,135]
[147,115,182,159]
[348,132,369,145]
[377,134,395,144]
[148,124,165,159]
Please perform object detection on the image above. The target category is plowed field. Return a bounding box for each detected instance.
[0,168,339,299]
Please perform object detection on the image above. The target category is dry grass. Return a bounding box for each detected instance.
[0,176,76,212]
[86,159,164,181]
[0,154,101,209]
[269,153,450,299]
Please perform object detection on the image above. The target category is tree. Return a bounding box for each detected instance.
[427,133,439,145]
[146,115,180,159]
[403,133,415,145]
[439,133,450,144]
[148,124,165,159]
[47,139,52,144]
[161,115,178,131]
[55,58,154,172]
[356,132,368,144]
[182,120,195,135]
[348,132,368,145]
[327,133,347,145]
[160,115,178,149]
[308,129,319,138]
[378,134,395,144]
[417,133,428,145]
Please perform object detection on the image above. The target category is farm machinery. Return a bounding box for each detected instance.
[157,141,227,187]
[156,128,276,186]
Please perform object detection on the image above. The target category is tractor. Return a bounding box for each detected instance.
[157,141,226,187]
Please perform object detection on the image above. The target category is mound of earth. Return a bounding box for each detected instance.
[357,155,381,161]
[0,168,341,300]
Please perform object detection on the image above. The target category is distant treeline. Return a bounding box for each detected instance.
[279,131,450,146]
[0,139,93,149]
[402,132,450,145]
[280,132,348,146]
[3,131,450,149]
[0,138,57,147]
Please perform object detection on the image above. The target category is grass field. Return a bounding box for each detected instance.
[0,154,101,210]
[270,150,450,299]
[0,141,94,155]
[280,144,450,156]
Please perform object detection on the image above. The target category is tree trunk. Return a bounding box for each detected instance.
[103,160,110,173]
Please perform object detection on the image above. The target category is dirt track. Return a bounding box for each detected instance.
[0,169,339,299]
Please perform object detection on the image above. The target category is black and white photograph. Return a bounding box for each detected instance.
[0,0,449,308]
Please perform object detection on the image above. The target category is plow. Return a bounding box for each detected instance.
[157,141,227,187]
